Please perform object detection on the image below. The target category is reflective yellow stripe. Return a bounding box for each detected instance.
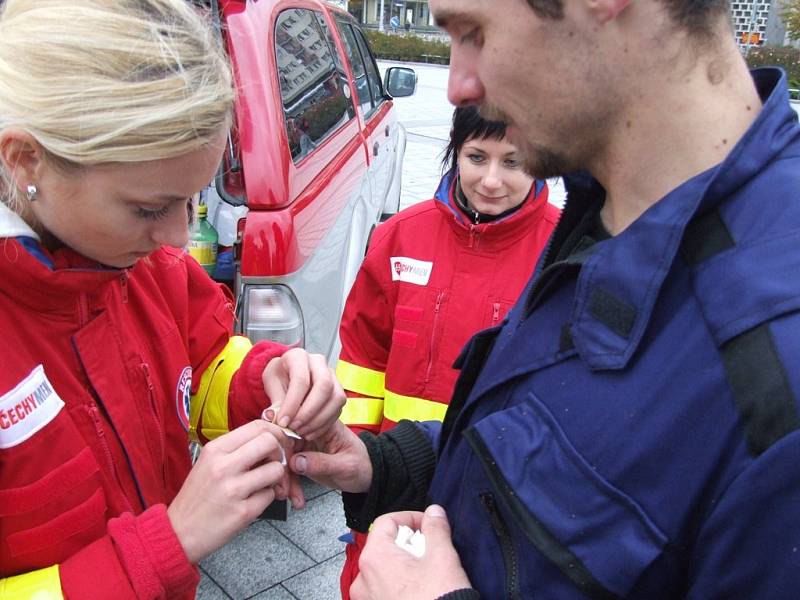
[190,336,253,442]
[339,396,384,425]
[0,565,63,599]
[336,360,385,398]
[383,389,448,423]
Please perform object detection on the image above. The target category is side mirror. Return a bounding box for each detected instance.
[384,67,417,98]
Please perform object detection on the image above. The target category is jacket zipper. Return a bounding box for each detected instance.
[141,361,167,486]
[86,402,135,514]
[424,291,445,384]
[479,491,521,600]
[468,223,478,249]
[119,272,129,304]
[491,302,501,325]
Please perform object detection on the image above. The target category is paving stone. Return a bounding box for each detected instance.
[273,491,349,563]
[246,584,297,600]
[300,476,331,502]
[281,554,347,600]
[197,571,232,600]
[201,520,314,599]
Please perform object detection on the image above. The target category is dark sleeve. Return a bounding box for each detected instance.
[435,590,481,600]
[342,420,436,532]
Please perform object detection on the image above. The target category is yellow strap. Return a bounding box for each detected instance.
[0,565,63,599]
[383,389,448,423]
[339,396,384,425]
[336,360,385,398]
[190,335,253,442]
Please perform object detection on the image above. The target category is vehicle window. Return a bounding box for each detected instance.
[353,28,385,117]
[275,8,355,163]
[334,19,372,117]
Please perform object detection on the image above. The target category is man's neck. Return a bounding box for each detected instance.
[594,38,763,235]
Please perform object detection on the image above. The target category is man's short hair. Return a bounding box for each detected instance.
[525,0,730,35]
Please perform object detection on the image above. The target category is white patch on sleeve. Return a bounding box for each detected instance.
[0,365,65,449]
[390,256,433,286]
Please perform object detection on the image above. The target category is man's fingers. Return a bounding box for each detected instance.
[420,504,452,546]
[371,511,425,541]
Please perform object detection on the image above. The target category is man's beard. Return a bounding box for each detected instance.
[478,103,575,180]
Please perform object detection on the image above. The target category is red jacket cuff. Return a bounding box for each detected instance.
[107,504,199,599]
[228,340,288,429]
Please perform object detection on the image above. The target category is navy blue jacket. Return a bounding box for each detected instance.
[410,68,800,599]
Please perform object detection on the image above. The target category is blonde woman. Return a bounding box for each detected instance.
[0,1,344,598]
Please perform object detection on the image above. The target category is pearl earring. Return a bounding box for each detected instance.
[26,184,37,201]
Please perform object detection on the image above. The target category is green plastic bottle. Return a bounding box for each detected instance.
[187,204,218,277]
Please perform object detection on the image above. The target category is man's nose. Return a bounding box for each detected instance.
[447,50,485,107]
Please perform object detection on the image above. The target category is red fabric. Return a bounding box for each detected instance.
[0,241,259,597]
[337,179,560,595]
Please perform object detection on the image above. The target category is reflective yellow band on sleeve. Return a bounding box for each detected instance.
[339,396,384,425]
[383,389,448,423]
[336,360,385,399]
[190,335,253,442]
[0,565,63,599]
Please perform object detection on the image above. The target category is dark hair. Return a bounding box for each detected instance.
[524,0,729,36]
[441,106,508,174]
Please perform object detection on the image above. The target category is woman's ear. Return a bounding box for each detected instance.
[0,129,45,192]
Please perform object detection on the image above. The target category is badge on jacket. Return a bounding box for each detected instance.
[391,256,433,286]
[0,365,65,449]
[176,366,192,431]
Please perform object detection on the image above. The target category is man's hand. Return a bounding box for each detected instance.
[288,419,373,494]
[167,420,292,563]
[350,505,472,600]
[261,347,346,440]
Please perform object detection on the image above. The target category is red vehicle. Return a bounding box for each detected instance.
[206,0,416,362]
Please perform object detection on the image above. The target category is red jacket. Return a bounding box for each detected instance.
[0,206,283,599]
[337,173,560,434]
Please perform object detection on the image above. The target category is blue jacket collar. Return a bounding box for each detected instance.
[561,67,799,370]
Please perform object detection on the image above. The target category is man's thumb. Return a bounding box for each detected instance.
[289,451,329,477]
[421,504,452,543]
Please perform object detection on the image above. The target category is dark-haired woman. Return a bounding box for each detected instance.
[335,106,561,598]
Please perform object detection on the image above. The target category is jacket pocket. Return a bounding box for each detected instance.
[0,400,107,570]
[464,395,667,599]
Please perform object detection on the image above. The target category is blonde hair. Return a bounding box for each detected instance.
[0,0,234,209]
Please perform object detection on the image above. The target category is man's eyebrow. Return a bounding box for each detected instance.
[433,10,474,28]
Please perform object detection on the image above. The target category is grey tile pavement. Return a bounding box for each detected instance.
[196,61,567,600]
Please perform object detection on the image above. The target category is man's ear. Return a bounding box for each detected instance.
[0,129,45,191]
[586,0,631,23]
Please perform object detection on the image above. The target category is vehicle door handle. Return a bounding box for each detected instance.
[385,125,390,137]
[373,141,380,156]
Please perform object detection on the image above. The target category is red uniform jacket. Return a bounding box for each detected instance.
[337,173,560,433]
[0,210,283,599]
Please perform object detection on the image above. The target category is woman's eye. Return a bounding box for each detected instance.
[468,153,485,164]
[504,159,521,168]
[136,205,171,221]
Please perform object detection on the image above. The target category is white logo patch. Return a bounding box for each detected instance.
[0,365,65,449]
[390,256,433,286]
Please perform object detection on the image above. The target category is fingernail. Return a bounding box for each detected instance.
[279,416,290,428]
[294,454,307,474]
[425,504,446,518]
[262,409,275,422]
